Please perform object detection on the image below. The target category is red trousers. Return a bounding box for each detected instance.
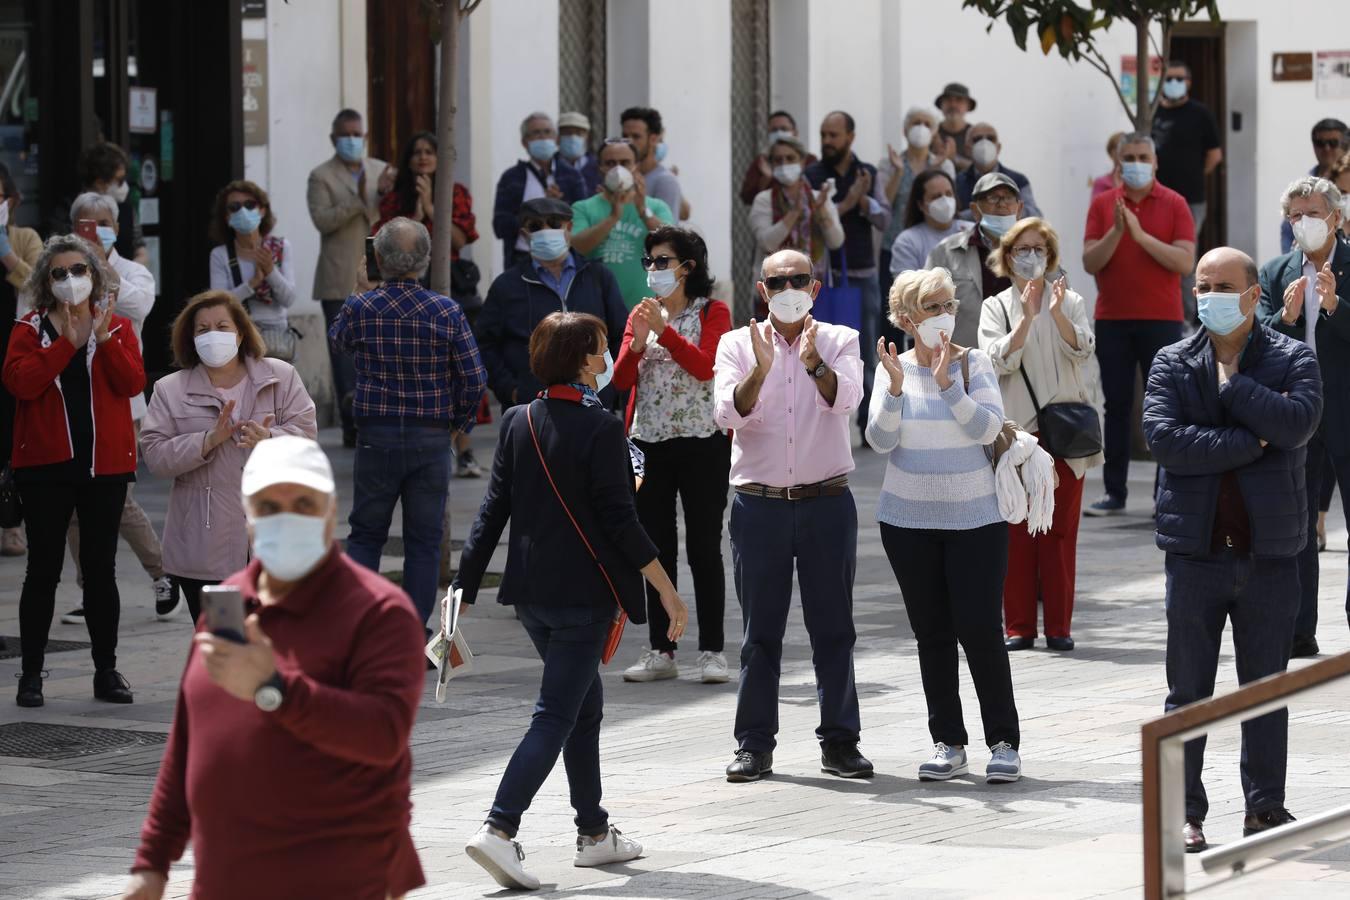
[1003,454,1085,639]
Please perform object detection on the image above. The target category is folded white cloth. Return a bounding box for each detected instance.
[995,431,1057,535]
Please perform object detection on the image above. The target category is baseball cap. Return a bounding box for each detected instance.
[558,111,591,131]
[241,435,336,498]
[972,172,1020,199]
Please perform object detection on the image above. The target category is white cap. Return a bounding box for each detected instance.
[558,111,591,131]
[241,435,336,498]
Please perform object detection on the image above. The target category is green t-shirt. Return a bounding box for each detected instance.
[571,194,675,309]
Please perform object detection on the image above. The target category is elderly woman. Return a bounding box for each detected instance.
[140,290,317,622]
[878,106,954,276]
[456,311,686,890]
[748,135,843,310]
[978,218,1101,651]
[865,267,1022,785]
[3,235,145,707]
[207,179,296,359]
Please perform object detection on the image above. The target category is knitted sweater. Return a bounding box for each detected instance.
[865,349,1005,530]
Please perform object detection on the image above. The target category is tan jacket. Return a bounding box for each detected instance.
[5,224,42,291]
[305,155,387,300]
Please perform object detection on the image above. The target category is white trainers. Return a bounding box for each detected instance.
[574,826,643,867]
[986,741,1022,784]
[698,650,730,684]
[60,608,85,625]
[153,576,183,621]
[622,648,678,683]
[918,742,969,781]
[465,824,540,890]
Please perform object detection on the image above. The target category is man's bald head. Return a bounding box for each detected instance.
[761,249,812,279]
[1197,246,1259,290]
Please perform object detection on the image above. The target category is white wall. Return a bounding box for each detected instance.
[805,0,885,164]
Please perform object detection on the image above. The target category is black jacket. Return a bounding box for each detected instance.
[1257,237,1350,453]
[491,158,587,262]
[454,396,658,622]
[1144,324,1322,559]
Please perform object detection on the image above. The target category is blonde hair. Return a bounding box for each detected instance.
[887,267,956,328]
[988,217,1061,279]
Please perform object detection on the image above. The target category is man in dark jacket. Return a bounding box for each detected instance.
[1258,176,1350,657]
[492,113,587,267]
[477,198,628,408]
[1144,246,1322,857]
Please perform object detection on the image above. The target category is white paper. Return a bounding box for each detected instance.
[129,87,157,134]
[425,588,473,702]
[139,197,159,226]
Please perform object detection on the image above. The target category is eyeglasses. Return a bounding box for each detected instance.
[226,199,260,213]
[641,254,682,271]
[1313,139,1343,150]
[978,194,1019,211]
[522,217,569,232]
[50,263,90,282]
[920,299,959,315]
[762,273,813,291]
[1011,247,1048,260]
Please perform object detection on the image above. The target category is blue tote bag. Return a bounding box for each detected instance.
[811,249,862,331]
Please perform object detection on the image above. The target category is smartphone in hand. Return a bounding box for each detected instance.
[200,585,246,644]
[75,218,99,246]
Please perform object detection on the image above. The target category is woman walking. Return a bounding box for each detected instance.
[455,311,687,890]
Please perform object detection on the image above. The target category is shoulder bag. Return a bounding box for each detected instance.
[997,301,1102,459]
[525,400,627,664]
[960,349,1023,468]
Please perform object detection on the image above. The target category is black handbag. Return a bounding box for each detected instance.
[999,300,1102,460]
[0,463,22,529]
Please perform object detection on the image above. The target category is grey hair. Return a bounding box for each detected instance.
[903,106,938,129]
[23,234,114,312]
[519,111,554,138]
[70,191,118,224]
[373,217,431,280]
[1120,132,1156,153]
[1280,176,1344,217]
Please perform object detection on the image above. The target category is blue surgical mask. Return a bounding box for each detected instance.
[529,227,569,261]
[229,206,263,234]
[654,142,669,163]
[1161,78,1188,101]
[528,138,557,162]
[249,511,330,581]
[559,134,587,161]
[334,135,364,163]
[96,225,117,252]
[1121,161,1154,189]
[1197,288,1251,336]
[591,350,613,393]
[980,213,1017,238]
[646,265,683,299]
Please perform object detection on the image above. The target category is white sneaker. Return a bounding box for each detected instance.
[918,742,969,781]
[465,824,540,890]
[698,651,730,684]
[574,826,643,867]
[622,648,678,683]
[153,576,183,621]
[986,741,1022,784]
[60,608,85,625]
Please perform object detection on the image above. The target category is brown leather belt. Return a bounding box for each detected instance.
[735,475,849,501]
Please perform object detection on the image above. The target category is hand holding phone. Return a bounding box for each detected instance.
[75,218,99,246]
[200,585,246,643]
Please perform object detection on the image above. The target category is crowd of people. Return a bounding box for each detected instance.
[0,72,1346,897]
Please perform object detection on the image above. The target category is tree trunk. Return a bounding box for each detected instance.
[430,4,460,296]
[1135,16,1151,132]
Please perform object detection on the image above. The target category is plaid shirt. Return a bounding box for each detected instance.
[330,279,486,431]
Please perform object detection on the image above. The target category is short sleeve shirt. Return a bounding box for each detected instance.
[1084,182,1194,321]
[571,193,675,309]
[1152,100,1221,203]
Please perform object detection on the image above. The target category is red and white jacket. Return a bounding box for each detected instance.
[2,309,145,476]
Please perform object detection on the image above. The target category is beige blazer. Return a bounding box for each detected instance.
[305,155,387,300]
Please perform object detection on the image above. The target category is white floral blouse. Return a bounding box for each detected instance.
[630,297,720,443]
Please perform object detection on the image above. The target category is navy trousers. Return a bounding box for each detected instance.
[1295,429,1325,640]
[729,489,861,752]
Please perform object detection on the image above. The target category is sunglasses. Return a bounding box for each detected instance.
[763,273,813,291]
[641,254,682,271]
[226,199,260,213]
[1313,139,1343,150]
[522,217,569,232]
[50,263,91,282]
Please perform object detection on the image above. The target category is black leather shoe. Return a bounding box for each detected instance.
[1290,635,1319,658]
[1243,807,1295,837]
[1046,636,1075,651]
[93,669,133,704]
[1005,636,1035,651]
[1183,817,1207,853]
[726,749,773,782]
[16,672,44,708]
[821,742,874,778]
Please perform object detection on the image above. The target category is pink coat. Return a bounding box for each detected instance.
[140,356,318,580]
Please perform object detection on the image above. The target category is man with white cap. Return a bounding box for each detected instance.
[123,435,427,900]
[558,110,601,195]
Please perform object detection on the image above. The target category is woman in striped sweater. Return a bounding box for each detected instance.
[865,266,1023,785]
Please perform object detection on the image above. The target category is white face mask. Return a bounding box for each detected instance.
[250,512,330,581]
[107,181,129,204]
[927,195,957,225]
[915,312,956,350]
[646,265,682,299]
[195,331,241,368]
[971,139,998,168]
[906,123,933,150]
[767,288,813,324]
[1292,212,1333,254]
[772,163,802,186]
[53,275,92,306]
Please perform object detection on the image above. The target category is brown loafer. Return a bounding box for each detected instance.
[1183,817,1207,853]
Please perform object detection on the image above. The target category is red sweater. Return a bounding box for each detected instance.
[132,551,427,900]
[2,310,144,475]
[612,298,731,432]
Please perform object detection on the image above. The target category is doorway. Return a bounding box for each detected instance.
[1169,24,1227,253]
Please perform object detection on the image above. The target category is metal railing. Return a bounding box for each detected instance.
[1142,650,1350,897]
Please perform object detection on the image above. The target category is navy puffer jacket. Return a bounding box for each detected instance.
[1143,324,1322,559]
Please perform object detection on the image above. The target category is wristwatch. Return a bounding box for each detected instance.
[254,672,286,712]
[807,360,828,379]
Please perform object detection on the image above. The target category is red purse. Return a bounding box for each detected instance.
[525,399,627,664]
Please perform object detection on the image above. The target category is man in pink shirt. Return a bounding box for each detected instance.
[713,248,870,784]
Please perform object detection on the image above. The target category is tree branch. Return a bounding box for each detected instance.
[461,0,484,15]
[1149,19,1175,120]
[1083,43,1137,126]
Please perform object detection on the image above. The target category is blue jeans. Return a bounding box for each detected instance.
[729,490,861,752]
[1164,551,1298,820]
[487,604,612,838]
[321,300,357,434]
[1095,319,1183,500]
[345,423,451,624]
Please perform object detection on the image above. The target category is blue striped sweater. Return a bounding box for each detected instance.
[865,349,1005,530]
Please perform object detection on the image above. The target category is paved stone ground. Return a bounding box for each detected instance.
[2,425,1349,899]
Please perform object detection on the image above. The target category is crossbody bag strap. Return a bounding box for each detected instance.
[227,242,253,310]
[999,297,1042,413]
[525,402,622,607]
